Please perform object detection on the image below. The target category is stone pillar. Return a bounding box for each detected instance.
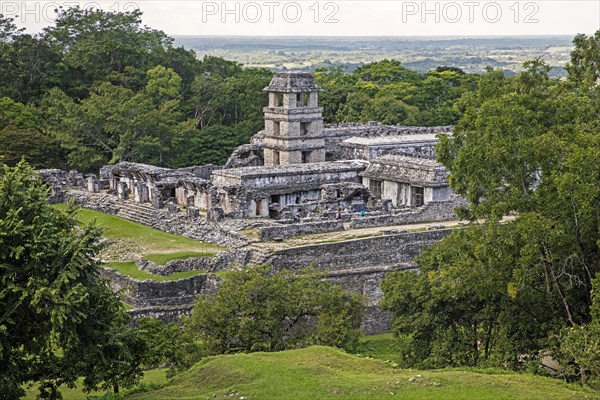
[151,188,163,209]
[137,182,149,203]
[68,170,84,187]
[117,181,129,200]
[86,175,99,193]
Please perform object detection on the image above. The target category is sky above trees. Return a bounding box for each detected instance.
[10,1,600,37]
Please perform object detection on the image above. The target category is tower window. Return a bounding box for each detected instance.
[296,93,308,107]
[273,150,280,165]
[300,122,310,135]
[275,93,284,107]
[301,151,311,164]
[273,121,280,136]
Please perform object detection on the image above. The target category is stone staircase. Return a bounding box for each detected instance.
[246,245,274,265]
[116,201,162,226]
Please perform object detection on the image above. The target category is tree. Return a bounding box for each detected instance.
[0,162,143,399]
[383,36,600,370]
[185,265,364,355]
[0,126,65,168]
[0,32,63,104]
[566,30,600,89]
[382,221,559,369]
[0,96,38,129]
[363,96,418,125]
[0,97,66,168]
[314,66,358,123]
[355,59,421,86]
[136,317,202,377]
[557,274,600,387]
[43,7,174,99]
[40,68,196,171]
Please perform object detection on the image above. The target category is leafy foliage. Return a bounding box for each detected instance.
[0,162,144,399]
[185,264,364,355]
[315,60,474,126]
[1,9,485,171]
[557,275,600,387]
[382,31,600,374]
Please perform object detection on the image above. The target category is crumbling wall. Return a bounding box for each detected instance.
[349,197,466,229]
[268,229,451,272]
[224,143,265,169]
[140,251,253,275]
[177,164,221,179]
[266,229,453,334]
[37,169,85,203]
[65,190,251,248]
[102,268,221,309]
[259,220,344,241]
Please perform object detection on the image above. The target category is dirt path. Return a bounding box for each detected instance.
[253,219,464,251]
[252,216,516,251]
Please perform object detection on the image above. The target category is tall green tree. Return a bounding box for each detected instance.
[0,162,143,399]
[0,97,65,168]
[0,33,63,103]
[40,66,195,171]
[185,265,364,355]
[566,31,600,89]
[314,66,358,123]
[383,33,600,370]
[557,274,600,387]
[43,7,174,99]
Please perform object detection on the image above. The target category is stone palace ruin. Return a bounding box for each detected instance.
[42,71,466,333]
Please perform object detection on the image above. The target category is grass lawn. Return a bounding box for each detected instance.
[52,205,224,281]
[355,333,403,364]
[53,204,222,256]
[24,369,168,400]
[127,346,598,400]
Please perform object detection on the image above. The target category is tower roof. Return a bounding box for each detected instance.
[263,71,320,93]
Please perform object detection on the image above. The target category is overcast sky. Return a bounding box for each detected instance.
[8,0,600,36]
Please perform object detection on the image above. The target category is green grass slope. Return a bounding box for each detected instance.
[129,346,598,400]
[52,205,223,280]
[54,204,221,256]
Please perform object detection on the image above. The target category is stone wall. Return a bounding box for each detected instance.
[102,268,221,309]
[338,142,437,161]
[140,250,253,276]
[104,228,454,334]
[128,305,194,324]
[259,220,344,241]
[349,197,466,229]
[266,229,453,334]
[268,229,451,272]
[328,270,394,334]
[322,124,453,160]
[37,169,85,203]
